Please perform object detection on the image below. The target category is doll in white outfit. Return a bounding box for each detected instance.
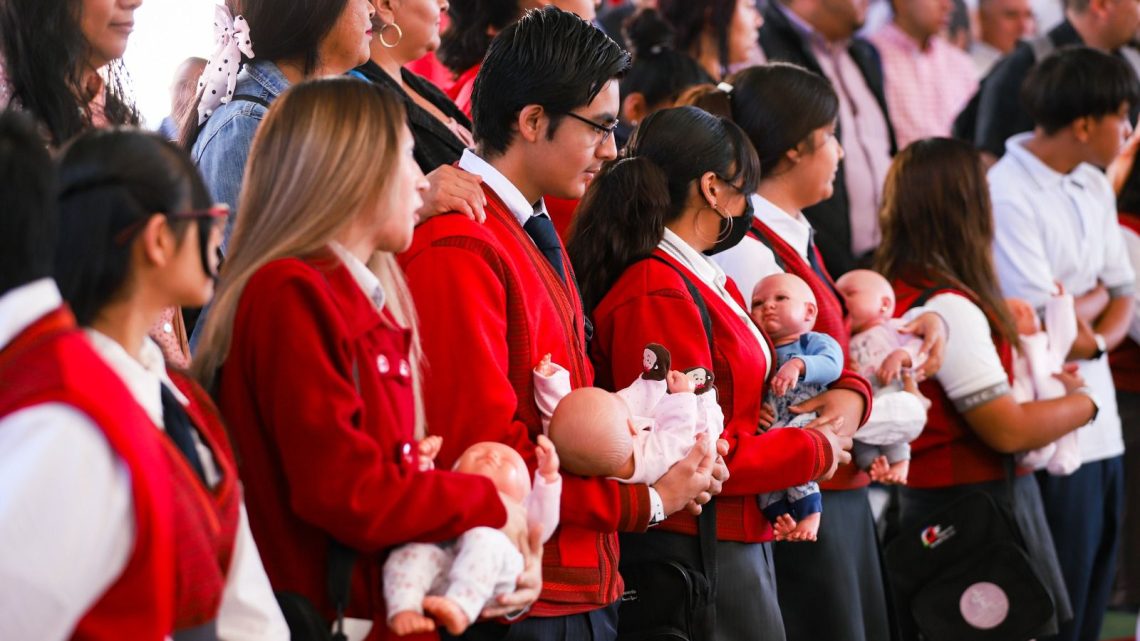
[532,343,722,484]
[835,270,931,485]
[1006,293,1081,475]
[383,437,561,636]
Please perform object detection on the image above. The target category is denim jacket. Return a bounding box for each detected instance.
[191,59,290,251]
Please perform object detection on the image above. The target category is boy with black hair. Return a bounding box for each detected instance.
[990,46,1140,641]
[0,111,177,639]
[399,8,720,640]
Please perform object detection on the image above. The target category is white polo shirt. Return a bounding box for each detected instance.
[990,133,1136,463]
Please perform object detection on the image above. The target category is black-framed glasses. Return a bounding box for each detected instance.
[112,204,231,245]
[564,111,619,146]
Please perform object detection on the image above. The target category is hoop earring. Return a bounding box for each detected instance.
[378,22,403,48]
[693,205,730,245]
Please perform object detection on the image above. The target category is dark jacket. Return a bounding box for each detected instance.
[354,61,471,173]
[758,4,897,276]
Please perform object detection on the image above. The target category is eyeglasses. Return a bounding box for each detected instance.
[564,111,620,147]
[113,204,230,245]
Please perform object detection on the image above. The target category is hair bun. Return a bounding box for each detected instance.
[623,8,674,59]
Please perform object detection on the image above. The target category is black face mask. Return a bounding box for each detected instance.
[195,217,223,281]
[703,195,755,257]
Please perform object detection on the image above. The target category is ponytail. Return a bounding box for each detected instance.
[568,156,673,313]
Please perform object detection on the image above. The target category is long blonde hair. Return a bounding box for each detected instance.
[193,77,428,436]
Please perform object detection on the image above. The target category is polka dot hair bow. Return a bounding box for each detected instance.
[197,3,255,125]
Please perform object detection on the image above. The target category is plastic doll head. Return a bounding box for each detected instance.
[684,366,716,395]
[834,269,896,334]
[750,273,818,344]
[453,442,531,504]
[641,343,671,381]
[1006,297,1040,335]
[547,387,635,478]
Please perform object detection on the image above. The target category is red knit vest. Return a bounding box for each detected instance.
[164,370,242,630]
[0,307,176,640]
[892,281,1024,487]
[1110,213,1140,393]
[748,218,867,490]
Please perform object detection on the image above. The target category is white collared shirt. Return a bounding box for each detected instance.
[0,279,287,640]
[329,241,386,310]
[659,228,773,378]
[715,193,814,302]
[991,132,1136,462]
[458,148,550,233]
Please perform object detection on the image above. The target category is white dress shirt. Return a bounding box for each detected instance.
[990,133,1135,462]
[458,148,550,234]
[715,193,814,302]
[0,278,287,640]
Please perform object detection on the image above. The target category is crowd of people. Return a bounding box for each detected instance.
[2,1,1140,641]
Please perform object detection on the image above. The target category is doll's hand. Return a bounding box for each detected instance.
[666,370,695,394]
[535,353,555,377]
[876,350,912,386]
[771,359,804,398]
[899,312,947,380]
[759,401,776,430]
[1055,362,1088,394]
[416,436,443,472]
[416,164,487,224]
[535,434,560,483]
[481,524,543,619]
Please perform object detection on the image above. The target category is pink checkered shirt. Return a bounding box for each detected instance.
[869,22,979,149]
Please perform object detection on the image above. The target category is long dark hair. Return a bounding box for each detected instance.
[873,138,1018,345]
[56,129,211,326]
[568,106,760,312]
[178,0,350,149]
[657,0,738,76]
[621,8,712,109]
[437,0,522,76]
[0,111,57,295]
[0,0,140,147]
[684,63,839,177]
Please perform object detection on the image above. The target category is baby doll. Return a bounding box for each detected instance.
[533,344,721,484]
[383,437,561,636]
[751,273,844,542]
[1006,293,1081,475]
[834,269,931,485]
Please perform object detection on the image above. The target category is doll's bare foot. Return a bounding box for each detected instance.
[788,512,821,542]
[389,610,436,636]
[772,513,797,541]
[423,596,471,635]
[883,459,910,485]
[868,455,891,482]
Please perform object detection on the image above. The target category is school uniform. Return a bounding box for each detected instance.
[400,150,652,638]
[714,196,891,641]
[0,280,176,641]
[590,231,862,640]
[217,247,506,641]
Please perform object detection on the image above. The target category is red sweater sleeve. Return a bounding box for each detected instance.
[237,265,505,551]
[403,236,651,534]
[595,285,832,497]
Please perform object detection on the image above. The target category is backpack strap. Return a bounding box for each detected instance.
[746,227,787,272]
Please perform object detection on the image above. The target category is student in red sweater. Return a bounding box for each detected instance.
[51,128,288,640]
[194,79,534,641]
[877,138,1097,640]
[568,105,857,641]
[0,113,177,641]
[400,9,720,640]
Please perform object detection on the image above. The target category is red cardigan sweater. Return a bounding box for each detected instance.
[1110,212,1140,394]
[590,251,852,542]
[748,218,873,490]
[0,307,176,640]
[400,187,652,616]
[217,255,505,641]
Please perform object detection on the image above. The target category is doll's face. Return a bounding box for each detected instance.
[453,442,530,504]
[687,369,708,387]
[835,269,895,334]
[643,348,656,371]
[751,274,818,343]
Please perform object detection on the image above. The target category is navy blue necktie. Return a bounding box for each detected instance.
[524,215,566,283]
[160,384,208,483]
